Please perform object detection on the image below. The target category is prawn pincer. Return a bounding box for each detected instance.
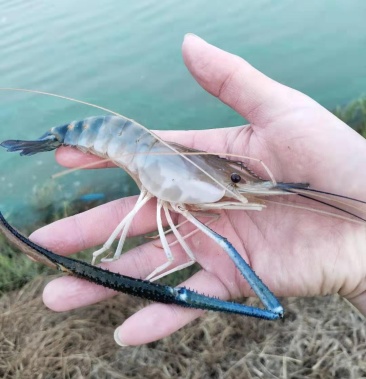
[0,212,281,319]
[1,89,366,320]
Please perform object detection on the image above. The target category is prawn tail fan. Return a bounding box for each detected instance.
[0,132,61,156]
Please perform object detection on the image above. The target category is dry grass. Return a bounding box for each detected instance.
[0,277,365,379]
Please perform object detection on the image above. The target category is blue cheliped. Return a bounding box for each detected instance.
[0,212,282,319]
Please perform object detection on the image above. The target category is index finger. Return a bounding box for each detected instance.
[29,195,165,255]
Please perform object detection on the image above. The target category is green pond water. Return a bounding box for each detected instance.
[0,0,365,223]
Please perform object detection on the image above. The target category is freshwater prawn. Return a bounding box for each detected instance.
[1,88,366,321]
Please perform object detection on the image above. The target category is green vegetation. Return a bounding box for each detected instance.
[334,96,366,137]
[0,234,50,294]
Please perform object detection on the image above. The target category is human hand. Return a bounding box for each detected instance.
[30,34,366,346]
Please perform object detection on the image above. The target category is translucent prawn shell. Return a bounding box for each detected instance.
[57,116,237,204]
[135,142,268,204]
[135,142,233,204]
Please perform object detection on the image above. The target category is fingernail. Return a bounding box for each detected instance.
[114,327,129,347]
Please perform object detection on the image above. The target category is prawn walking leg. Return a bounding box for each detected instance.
[92,189,152,264]
[146,200,197,282]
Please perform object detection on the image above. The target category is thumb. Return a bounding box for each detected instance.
[182,34,305,125]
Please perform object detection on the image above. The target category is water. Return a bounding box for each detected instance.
[0,0,365,221]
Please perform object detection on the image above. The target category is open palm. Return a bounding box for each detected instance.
[30,34,366,346]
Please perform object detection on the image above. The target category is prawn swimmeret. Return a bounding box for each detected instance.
[1,89,366,321]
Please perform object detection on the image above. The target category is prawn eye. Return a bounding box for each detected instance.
[230,173,241,184]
